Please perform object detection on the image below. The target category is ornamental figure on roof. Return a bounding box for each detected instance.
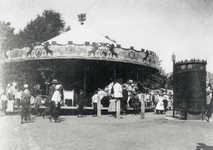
[78,13,86,25]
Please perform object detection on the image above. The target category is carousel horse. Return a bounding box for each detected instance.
[44,42,53,56]
[108,44,118,58]
[88,42,99,56]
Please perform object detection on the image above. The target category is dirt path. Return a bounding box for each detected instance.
[0,111,213,150]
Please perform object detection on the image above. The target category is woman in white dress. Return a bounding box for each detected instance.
[6,83,16,114]
[155,94,164,114]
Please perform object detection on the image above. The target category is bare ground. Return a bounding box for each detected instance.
[0,110,213,150]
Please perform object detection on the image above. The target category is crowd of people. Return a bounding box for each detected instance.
[0,79,64,123]
[102,78,142,117]
[1,78,212,123]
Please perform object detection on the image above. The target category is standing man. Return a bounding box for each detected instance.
[49,79,58,101]
[112,79,123,118]
[76,90,85,117]
[50,84,62,122]
[122,84,128,115]
[48,79,58,121]
[163,93,169,114]
[206,90,213,122]
[20,84,31,124]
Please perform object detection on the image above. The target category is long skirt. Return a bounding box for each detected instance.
[155,100,164,111]
[108,99,116,112]
[6,100,14,112]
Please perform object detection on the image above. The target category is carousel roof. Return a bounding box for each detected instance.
[1,24,160,71]
[45,25,115,44]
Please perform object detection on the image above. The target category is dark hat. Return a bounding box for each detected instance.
[51,79,59,84]
[38,89,42,94]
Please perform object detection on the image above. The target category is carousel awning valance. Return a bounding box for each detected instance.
[1,25,160,70]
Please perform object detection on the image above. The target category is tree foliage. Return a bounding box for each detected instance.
[141,61,173,90]
[15,9,70,48]
[0,21,15,54]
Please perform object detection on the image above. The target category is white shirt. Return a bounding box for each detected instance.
[51,90,61,104]
[92,94,98,103]
[113,83,123,98]
[163,95,169,101]
[0,94,7,101]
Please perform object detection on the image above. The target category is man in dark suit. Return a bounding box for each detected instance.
[76,90,85,117]
[122,84,128,115]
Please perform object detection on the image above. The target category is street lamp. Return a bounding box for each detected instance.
[171,53,176,117]
[172,53,176,63]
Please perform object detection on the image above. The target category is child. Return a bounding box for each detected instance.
[34,90,42,116]
[42,97,51,119]
[91,91,98,116]
[0,92,7,116]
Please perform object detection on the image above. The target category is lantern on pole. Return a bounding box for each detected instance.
[172,53,176,63]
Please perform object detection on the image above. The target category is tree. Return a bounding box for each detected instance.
[15,9,70,48]
[143,61,169,90]
[0,21,15,55]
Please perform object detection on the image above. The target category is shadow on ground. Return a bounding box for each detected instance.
[196,143,213,150]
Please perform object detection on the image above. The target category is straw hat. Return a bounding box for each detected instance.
[23,84,28,88]
[51,79,59,84]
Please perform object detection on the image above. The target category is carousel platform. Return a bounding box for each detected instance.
[14,105,155,115]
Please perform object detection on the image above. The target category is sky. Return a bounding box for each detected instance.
[0,0,213,73]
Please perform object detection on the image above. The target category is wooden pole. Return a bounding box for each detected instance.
[116,99,120,119]
[140,94,145,119]
[97,95,101,117]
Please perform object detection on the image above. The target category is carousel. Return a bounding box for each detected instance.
[0,14,160,112]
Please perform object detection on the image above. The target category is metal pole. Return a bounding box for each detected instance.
[84,67,87,96]
[136,70,139,82]
[113,69,116,82]
[172,61,175,117]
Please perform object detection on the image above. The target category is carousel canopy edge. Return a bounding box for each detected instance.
[1,43,160,70]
